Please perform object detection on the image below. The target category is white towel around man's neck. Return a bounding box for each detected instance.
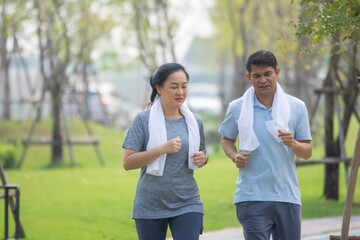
[146,98,200,176]
[238,82,290,152]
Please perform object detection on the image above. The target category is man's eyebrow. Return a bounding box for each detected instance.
[252,71,272,76]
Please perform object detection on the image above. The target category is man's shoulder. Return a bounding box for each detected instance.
[286,94,305,107]
[229,97,244,109]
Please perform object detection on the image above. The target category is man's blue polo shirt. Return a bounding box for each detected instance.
[218,94,312,205]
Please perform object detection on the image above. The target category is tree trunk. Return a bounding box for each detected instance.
[293,58,314,108]
[342,44,359,138]
[0,0,10,119]
[238,1,249,96]
[1,60,10,119]
[82,62,91,120]
[230,0,249,100]
[51,87,63,165]
[161,0,176,62]
[324,35,341,200]
[233,55,244,99]
[218,50,228,111]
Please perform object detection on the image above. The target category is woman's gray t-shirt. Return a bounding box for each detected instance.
[122,109,206,219]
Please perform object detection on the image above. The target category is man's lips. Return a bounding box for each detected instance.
[175,98,183,102]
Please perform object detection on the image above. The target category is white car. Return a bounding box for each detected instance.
[186,83,222,115]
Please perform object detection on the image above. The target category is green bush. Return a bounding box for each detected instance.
[0,143,17,169]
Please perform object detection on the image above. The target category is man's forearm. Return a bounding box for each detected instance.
[221,136,237,162]
[292,140,312,160]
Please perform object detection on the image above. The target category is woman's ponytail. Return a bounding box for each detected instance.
[150,88,157,102]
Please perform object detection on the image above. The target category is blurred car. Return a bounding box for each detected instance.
[62,89,133,129]
[186,83,222,115]
[62,91,109,124]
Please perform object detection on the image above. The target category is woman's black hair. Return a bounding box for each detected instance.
[149,63,189,102]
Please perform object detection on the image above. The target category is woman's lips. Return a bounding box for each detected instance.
[175,98,183,102]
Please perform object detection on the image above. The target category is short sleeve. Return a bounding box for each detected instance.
[195,114,207,153]
[122,112,147,152]
[294,102,312,141]
[218,103,239,140]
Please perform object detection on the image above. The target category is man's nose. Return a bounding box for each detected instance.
[259,75,267,83]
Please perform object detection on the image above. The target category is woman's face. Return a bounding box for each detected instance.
[156,70,188,109]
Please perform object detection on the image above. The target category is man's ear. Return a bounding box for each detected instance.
[275,67,280,78]
[246,73,252,85]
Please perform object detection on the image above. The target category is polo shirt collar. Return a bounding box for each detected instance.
[254,94,272,111]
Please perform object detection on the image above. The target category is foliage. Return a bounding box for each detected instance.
[0,143,17,169]
[0,0,30,41]
[71,1,116,65]
[129,0,181,69]
[29,0,116,75]
[292,0,360,53]
[209,0,318,103]
[210,0,300,62]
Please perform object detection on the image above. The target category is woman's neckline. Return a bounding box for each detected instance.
[165,116,184,121]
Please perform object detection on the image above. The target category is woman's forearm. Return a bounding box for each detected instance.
[123,146,165,171]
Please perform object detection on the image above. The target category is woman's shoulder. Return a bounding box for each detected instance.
[191,112,202,122]
[134,109,150,119]
[131,109,150,126]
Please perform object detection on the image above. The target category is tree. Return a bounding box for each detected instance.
[292,0,360,200]
[131,0,178,72]
[119,0,180,106]
[0,0,11,119]
[32,0,72,164]
[70,1,115,120]
[293,0,360,51]
[210,0,316,107]
[0,0,29,119]
[32,0,115,165]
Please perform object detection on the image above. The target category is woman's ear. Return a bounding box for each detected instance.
[155,85,162,96]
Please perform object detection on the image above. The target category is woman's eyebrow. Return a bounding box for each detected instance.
[170,82,187,85]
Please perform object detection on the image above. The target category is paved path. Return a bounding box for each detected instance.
[168,215,360,240]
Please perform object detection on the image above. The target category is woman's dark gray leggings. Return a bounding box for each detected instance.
[135,212,203,240]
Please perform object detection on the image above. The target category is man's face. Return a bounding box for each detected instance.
[246,65,280,99]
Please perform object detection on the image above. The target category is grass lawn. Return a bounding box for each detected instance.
[0,117,359,240]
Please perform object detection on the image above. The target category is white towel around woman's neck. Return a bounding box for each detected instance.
[146,98,200,176]
[238,82,290,152]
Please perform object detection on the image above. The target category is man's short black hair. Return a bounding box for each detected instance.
[246,50,277,73]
